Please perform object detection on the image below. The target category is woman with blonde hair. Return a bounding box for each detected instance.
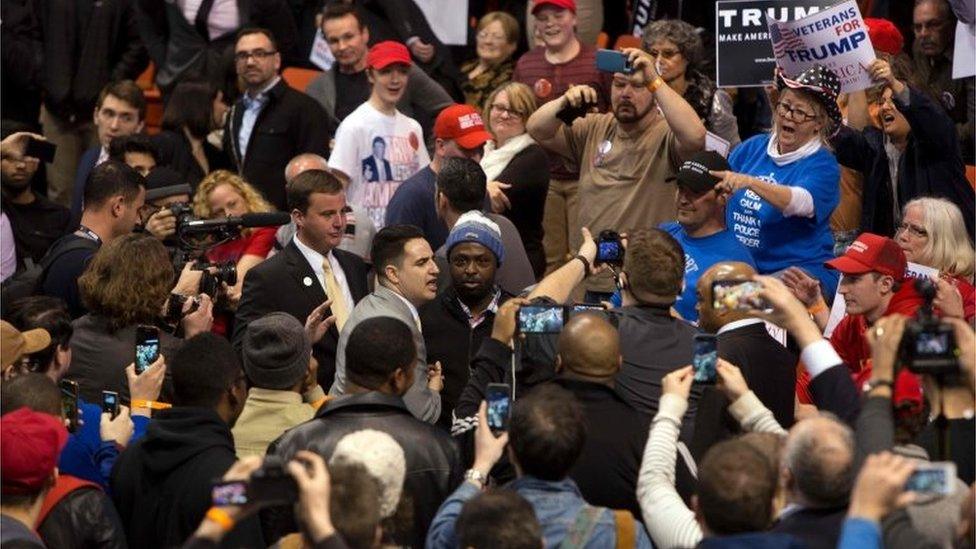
[481,81,549,277]
[897,196,975,321]
[192,170,277,333]
[461,12,521,110]
[69,233,212,401]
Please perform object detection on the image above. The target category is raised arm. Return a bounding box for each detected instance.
[525,85,597,160]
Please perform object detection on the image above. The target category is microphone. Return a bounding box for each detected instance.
[181,212,292,233]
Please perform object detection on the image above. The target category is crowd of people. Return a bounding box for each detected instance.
[1,0,975,548]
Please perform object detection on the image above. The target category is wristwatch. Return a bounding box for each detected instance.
[862,379,893,393]
[464,468,488,487]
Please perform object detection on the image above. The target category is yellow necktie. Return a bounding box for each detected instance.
[322,259,349,330]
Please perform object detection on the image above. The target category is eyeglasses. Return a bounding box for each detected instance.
[896,221,928,238]
[477,31,508,42]
[647,48,681,60]
[776,102,817,123]
[490,104,524,118]
[234,49,277,63]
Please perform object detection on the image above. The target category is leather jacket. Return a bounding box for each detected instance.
[38,486,127,549]
[265,392,462,547]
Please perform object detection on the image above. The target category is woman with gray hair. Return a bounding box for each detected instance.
[643,20,740,148]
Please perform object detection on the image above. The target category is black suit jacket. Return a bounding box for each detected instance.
[233,241,369,388]
[223,79,331,210]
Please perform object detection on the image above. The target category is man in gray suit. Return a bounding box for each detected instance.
[330,224,443,423]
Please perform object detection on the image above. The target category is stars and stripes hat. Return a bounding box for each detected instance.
[775,64,842,127]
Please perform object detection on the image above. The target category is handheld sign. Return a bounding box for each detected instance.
[767,0,877,93]
[715,0,835,87]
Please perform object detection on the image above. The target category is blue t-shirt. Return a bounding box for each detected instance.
[384,166,449,250]
[726,134,840,297]
[662,222,756,323]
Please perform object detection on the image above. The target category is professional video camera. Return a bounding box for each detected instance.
[900,277,960,377]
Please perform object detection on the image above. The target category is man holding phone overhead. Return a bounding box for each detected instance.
[527,46,706,295]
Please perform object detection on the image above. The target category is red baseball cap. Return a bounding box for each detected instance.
[434,104,493,149]
[1,407,68,495]
[825,233,907,281]
[865,18,904,56]
[893,368,925,419]
[366,41,412,70]
[532,0,576,14]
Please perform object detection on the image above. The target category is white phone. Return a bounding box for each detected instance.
[905,462,957,495]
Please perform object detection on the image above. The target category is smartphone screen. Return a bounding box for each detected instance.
[24,137,57,163]
[595,49,633,74]
[711,280,767,312]
[693,334,718,384]
[486,383,511,433]
[518,305,565,334]
[905,462,956,495]
[102,391,120,419]
[596,239,623,265]
[135,326,160,374]
[60,380,79,433]
[212,481,249,506]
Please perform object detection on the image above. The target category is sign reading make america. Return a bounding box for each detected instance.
[715,0,837,88]
[768,0,877,93]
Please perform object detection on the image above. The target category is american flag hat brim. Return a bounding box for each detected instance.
[774,64,843,127]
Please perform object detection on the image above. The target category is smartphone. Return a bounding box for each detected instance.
[595,49,634,74]
[569,303,606,317]
[486,383,512,433]
[135,325,160,374]
[517,305,565,334]
[905,462,957,495]
[212,480,249,506]
[24,137,57,164]
[248,456,299,505]
[692,334,718,384]
[102,390,120,419]
[60,380,80,433]
[711,280,768,312]
[595,230,624,266]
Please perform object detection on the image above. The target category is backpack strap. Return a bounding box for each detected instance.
[559,504,605,549]
[613,510,637,549]
[35,474,101,527]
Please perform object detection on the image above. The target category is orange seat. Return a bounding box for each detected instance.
[282,67,323,93]
[967,165,976,189]
[136,62,156,90]
[596,32,609,48]
[614,34,642,51]
[134,62,163,135]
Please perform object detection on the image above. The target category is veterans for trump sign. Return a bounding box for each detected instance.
[767,0,877,93]
[715,0,836,87]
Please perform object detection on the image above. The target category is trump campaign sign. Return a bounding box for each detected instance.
[767,0,877,93]
[715,0,835,87]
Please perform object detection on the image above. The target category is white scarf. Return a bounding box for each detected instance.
[480,133,536,182]
[765,131,822,166]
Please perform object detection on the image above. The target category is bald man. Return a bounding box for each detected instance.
[690,262,798,456]
[275,153,376,260]
[553,313,693,520]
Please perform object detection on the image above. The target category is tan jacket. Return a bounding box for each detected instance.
[232,386,326,458]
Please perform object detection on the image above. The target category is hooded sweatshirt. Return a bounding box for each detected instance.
[110,407,264,548]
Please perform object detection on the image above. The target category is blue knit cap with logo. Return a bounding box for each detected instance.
[445,210,505,265]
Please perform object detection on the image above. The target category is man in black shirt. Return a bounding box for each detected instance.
[305,3,452,138]
[0,132,71,271]
[40,161,145,318]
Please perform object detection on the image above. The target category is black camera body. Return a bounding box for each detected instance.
[595,230,624,266]
[193,261,238,298]
[248,456,298,505]
[900,278,960,376]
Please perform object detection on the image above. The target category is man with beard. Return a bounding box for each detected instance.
[419,211,512,428]
[0,128,71,271]
[527,47,706,297]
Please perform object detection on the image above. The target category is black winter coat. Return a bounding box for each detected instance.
[38,483,127,549]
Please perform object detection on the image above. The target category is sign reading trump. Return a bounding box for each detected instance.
[767,0,876,93]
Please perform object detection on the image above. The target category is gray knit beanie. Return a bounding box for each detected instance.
[242,312,311,390]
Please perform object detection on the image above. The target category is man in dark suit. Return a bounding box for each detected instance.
[223,28,330,211]
[234,168,368,388]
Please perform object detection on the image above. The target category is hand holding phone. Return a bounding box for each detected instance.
[102,391,120,419]
[486,383,511,433]
[595,49,634,74]
[712,280,769,312]
[905,462,956,495]
[595,230,624,266]
[692,334,718,384]
[517,305,565,334]
[24,137,57,163]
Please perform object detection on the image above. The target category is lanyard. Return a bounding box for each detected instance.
[76,225,101,244]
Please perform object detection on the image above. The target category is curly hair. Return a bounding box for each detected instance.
[624,229,685,303]
[642,19,704,69]
[78,233,174,332]
[193,170,273,219]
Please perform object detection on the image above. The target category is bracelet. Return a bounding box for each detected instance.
[205,507,235,532]
[131,399,172,411]
[574,255,592,276]
[646,76,665,93]
[807,301,828,315]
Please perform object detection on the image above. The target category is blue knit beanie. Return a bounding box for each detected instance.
[445,211,504,265]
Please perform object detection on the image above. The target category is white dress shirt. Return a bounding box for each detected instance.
[292,234,355,310]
